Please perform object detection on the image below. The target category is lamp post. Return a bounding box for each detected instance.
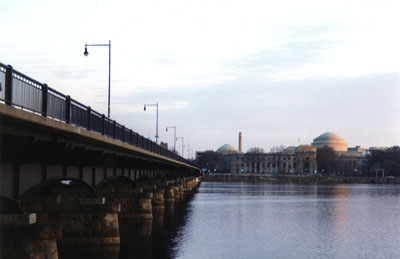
[144,103,159,144]
[187,144,191,159]
[176,136,184,157]
[84,40,111,118]
[187,146,194,160]
[166,126,176,152]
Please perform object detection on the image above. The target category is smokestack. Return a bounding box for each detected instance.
[239,132,242,152]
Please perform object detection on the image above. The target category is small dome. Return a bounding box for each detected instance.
[296,145,316,152]
[217,144,239,154]
[312,132,347,152]
[283,146,297,154]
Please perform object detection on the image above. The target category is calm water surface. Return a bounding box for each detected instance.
[172,182,400,259]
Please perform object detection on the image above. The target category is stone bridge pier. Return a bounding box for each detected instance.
[18,178,121,246]
[0,61,202,258]
[1,175,202,259]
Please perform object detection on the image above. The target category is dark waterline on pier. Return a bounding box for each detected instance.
[58,196,195,259]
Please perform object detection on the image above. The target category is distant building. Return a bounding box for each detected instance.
[196,132,381,176]
[311,132,348,151]
[312,132,368,175]
[221,144,317,175]
[216,144,239,154]
[196,133,317,175]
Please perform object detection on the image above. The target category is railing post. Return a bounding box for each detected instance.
[65,95,71,123]
[41,84,48,117]
[5,65,13,105]
[129,130,133,145]
[87,106,91,130]
[113,120,116,139]
[122,125,125,142]
[101,114,105,135]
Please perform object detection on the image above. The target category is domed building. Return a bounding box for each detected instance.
[312,132,348,152]
[216,144,239,154]
[296,144,317,153]
[282,146,297,154]
[197,132,368,176]
[311,132,369,175]
[206,141,317,175]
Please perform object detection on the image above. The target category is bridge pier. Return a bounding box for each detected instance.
[164,185,176,203]
[53,202,121,245]
[0,197,61,259]
[0,63,203,258]
[19,179,121,246]
[1,176,202,258]
[96,177,154,220]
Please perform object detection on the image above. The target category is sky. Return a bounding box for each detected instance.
[1,0,399,158]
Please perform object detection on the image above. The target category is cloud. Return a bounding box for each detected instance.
[2,0,400,153]
[52,67,99,80]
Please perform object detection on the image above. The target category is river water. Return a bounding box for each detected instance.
[171,181,400,259]
[60,181,400,259]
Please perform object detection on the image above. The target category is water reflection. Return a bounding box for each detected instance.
[57,183,400,259]
[118,196,195,259]
[331,185,348,240]
[119,218,153,258]
[58,245,120,259]
[58,194,196,259]
[173,182,400,259]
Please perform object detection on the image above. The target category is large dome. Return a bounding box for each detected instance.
[312,132,348,152]
[216,144,239,154]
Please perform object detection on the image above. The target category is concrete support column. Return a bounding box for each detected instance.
[173,186,181,202]
[152,188,165,210]
[20,196,121,245]
[12,163,20,199]
[164,186,175,203]
[0,221,60,259]
[0,197,61,259]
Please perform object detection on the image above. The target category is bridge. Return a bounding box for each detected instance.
[0,62,202,259]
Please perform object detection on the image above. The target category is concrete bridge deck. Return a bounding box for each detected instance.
[0,62,200,199]
[0,103,200,199]
[0,62,202,259]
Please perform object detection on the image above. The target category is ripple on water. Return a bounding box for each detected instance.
[173,182,400,259]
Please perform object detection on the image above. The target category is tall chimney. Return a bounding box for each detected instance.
[238,132,242,152]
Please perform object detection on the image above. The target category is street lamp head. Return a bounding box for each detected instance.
[84,47,89,56]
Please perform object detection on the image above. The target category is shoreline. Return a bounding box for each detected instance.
[202,174,400,184]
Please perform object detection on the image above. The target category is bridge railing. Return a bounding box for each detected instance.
[0,62,191,164]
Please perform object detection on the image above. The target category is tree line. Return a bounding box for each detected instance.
[197,145,400,177]
[317,146,400,176]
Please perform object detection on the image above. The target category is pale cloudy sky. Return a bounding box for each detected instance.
[1,0,399,157]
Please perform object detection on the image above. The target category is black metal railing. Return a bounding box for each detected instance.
[0,62,189,164]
